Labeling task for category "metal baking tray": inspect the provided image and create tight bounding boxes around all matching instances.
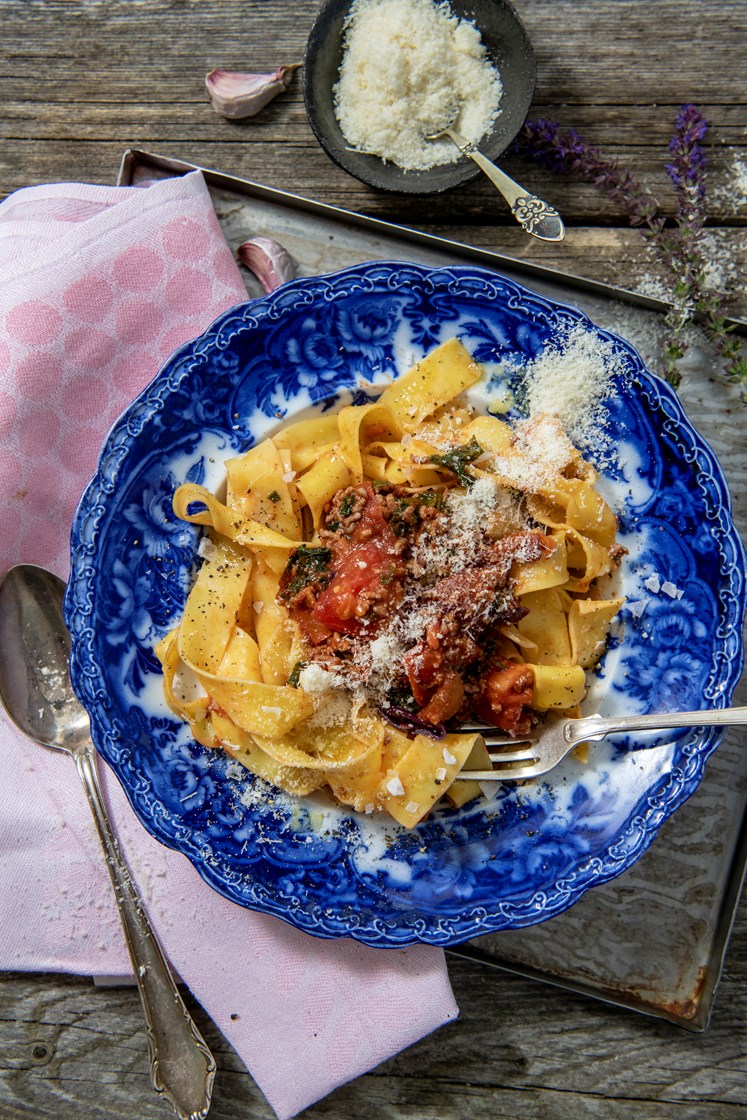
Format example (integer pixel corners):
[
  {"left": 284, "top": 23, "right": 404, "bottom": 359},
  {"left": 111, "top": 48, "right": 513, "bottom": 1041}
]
[{"left": 118, "top": 148, "right": 747, "bottom": 1031}]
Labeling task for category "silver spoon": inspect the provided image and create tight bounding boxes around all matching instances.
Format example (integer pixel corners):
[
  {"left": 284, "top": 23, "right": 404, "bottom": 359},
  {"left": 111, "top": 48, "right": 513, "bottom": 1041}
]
[
  {"left": 427, "top": 124, "right": 565, "bottom": 242},
  {"left": 0, "top": 563, "right": 216, "bottom": 1120}
]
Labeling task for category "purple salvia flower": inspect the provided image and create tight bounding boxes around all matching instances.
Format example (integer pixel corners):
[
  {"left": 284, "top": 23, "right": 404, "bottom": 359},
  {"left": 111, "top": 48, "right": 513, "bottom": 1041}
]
[
  {"left": 659, "top": 104, "right": 711, "bottom": 381},
  {"left": 514, "top": 106, "right": 746, "bottom": 399},
  {"left": 513, "top": 120, "right": 664, "bottom": 241},
  {"left": 665, "top": 103, "right": 708, "bottom": 204}
]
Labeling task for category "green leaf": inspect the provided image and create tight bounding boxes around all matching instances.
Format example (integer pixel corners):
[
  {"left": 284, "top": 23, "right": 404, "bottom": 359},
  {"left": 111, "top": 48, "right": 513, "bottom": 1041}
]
[{"left": 429, "top": 437, "right": 484, "bottom": 487}]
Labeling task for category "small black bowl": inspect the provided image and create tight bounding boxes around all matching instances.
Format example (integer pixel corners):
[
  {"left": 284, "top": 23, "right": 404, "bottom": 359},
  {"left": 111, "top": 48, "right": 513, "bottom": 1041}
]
[{"left": 303, "top": 0, "right": 536, "bottom": 194}]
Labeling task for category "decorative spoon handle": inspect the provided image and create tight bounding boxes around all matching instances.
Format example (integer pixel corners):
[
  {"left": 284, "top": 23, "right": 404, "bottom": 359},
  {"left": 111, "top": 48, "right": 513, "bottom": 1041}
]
[
  {"left": 75, "top": 743, "right": 215, "bottom": 1120},
  {"left": 441, "top": 127, "right": 565, "bottom": 242}
]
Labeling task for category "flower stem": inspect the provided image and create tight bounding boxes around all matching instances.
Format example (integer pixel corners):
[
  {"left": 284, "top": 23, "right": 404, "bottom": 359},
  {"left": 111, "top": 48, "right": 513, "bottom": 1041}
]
[{"left": 514, "top": 110, "right": 747, "bottom": 399}]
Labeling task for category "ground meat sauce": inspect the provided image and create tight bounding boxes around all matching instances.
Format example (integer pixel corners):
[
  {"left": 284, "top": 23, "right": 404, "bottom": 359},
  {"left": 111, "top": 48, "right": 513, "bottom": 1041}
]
[
  {"left": 278, "top": 481, "right": 553, "bottom": 734},
  {"left": 279, "top": 483, "right": 406, "bottom": 642}
]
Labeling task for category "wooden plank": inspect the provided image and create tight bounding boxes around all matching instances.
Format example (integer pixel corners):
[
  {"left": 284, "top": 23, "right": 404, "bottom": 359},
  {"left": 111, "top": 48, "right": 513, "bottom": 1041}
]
[
  {"left": 0, "top": 898, "right": 745, "bottom": 1118},
  {"left": 1, "top": 0, "right": 745, "bottom": 224},
  {"left": 0, "top": 0, "right": 745, "bottom": 108},
  {"left": 3, "top": 137, "right": 747, "bottom": 234}
]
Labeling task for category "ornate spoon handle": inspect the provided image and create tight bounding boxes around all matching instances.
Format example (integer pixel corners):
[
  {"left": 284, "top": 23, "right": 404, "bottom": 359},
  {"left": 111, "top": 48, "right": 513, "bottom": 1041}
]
[
  {"left": 75, "top": 743, "right": 216, "bottom": 1120},
  {"left": 441, "top": 126, "right": 565, "bottom": 242}
]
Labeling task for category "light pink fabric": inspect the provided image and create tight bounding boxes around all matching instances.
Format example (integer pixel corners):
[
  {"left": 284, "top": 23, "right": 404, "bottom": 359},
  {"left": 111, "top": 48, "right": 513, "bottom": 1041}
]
[{"left": 0, "top": 172, "right": 458, "bottom": 1119}]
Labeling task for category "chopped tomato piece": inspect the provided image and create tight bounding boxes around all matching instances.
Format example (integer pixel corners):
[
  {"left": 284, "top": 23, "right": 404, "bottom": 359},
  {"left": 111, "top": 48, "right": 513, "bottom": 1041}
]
[
  {"left": 310, "top": 484, "right": 401, "bottom": 635},
  {"left": 300, "top": 617, "right": 332, "bottom": 646},
  {"left": 311, "top": 542, "right": 391, "bottom": 633},
  {"left": 474, "top": 663, "right": 534, "bottom": 735},
  {"left": 403, "top": 643, "right": 443, "bottom": 706},
  {"left": 417, "top": 670, "right": 464, "bottom": 725}
]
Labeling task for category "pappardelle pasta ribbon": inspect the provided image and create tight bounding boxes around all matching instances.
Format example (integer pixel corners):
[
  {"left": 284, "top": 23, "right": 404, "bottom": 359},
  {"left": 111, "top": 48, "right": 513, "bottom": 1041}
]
[{"left": 157, "top": 338, "right": 624, "bottom": 828}]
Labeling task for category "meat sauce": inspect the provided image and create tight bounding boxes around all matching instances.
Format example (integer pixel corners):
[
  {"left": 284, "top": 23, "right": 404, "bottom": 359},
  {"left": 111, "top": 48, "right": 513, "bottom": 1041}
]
[{"left": 278, "top": 482, "right": 553, "bottom": 735}]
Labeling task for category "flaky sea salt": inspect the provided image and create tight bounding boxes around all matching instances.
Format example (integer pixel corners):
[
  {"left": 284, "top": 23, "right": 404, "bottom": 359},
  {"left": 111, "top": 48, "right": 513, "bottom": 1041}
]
[
  {"left": 197, "top": 536, "right": 218, "bottom": 561},
  {"left": 386, "top": 774, "right": 405, "bottom": 797}
]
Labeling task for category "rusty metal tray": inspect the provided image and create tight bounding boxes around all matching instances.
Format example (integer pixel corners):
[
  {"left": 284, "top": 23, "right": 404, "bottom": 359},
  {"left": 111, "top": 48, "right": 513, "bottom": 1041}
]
[{"left": 119, "top": 148, "right": 747, "bottom": 1031}]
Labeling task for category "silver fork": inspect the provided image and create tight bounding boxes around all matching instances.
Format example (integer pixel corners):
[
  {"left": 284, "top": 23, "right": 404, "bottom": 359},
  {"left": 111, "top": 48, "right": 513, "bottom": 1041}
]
[{"left": 453, "top": 706, "right": 747, "bottom": 782}]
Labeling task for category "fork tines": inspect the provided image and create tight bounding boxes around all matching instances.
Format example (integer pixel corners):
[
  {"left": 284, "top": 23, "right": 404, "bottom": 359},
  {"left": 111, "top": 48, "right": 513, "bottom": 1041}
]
[
  {"left": 458, "top": 724, "right": 536, "bottom": 748},
  {"left": 452, "top": 724, "right": 541, "bottom": 779}
]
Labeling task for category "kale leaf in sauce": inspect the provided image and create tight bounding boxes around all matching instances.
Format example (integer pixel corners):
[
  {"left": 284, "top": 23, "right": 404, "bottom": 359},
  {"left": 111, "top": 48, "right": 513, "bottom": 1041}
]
[
  {"left": 278, "top": 545, "right": 332, "bottom": 599},
  {"left": 429, "top": 437, "right": 484, "bottom": 487}
]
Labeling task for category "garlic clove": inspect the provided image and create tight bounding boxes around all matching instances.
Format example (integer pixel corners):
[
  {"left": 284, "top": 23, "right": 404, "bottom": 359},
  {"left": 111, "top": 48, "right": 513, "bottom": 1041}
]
[
  {"left": 237, "top": 237, "right": 296, "bottom": 293},
  {"left": 205, "top": 65, "right": 300, "bottom": 120}
]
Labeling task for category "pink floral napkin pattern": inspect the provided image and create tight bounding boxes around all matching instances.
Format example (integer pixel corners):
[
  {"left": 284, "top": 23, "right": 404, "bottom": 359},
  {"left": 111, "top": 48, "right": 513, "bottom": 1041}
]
[{"left": 0, "top": 171, "right": 458, "bottom": 1119}]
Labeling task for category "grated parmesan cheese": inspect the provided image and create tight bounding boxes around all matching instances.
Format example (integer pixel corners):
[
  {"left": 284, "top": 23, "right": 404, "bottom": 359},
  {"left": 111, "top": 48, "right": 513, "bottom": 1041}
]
[
  {"left": 521, "top": 323, "right": 625, "bottom": 455},
  {"left": 307, "top": 689, "right": 354, "bottom": 730},
  {"left": 298, "top": 664, "right": 341, "bottom": 693},
  {"left": 367, "top": 631, "right": 405, "bottom": 676},
  {"left": 225, "top": 760, "right": 247, "bottom": 782},
  {"left": 490, "top": 420, "right": 576, "bottom": 493},
  {"left": 513, "top": 415, "right": 577, "bottom": 477},
  {"left": 445, "top": 476, "right": 499, "bottom": 535},
  {"left": 333, "top": 0, "right": 503, "bottom": 171}
]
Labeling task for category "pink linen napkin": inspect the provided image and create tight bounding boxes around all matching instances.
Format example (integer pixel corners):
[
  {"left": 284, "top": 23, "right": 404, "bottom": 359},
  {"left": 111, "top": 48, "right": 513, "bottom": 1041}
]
[{"left": 0, "top": 171, "right": 458, "bottom": 1119}]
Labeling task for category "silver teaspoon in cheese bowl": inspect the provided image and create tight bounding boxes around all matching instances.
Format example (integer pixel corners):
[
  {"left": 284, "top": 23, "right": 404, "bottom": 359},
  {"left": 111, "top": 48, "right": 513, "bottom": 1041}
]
[
  {"left": 0, "top": 564, "right": 216, "bottom": 1120},
  {"left": 426, "top": 123, "right": 565, "bottom": 241}
]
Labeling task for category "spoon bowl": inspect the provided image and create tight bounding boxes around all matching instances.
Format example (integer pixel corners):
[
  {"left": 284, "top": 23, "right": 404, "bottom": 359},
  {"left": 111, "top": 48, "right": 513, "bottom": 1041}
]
[
  {"left": 0, "top": 563, "right": 216, "bottom": 1120},
  {"left": 0, "top": 565, "right": 90, "bottom": 753}
]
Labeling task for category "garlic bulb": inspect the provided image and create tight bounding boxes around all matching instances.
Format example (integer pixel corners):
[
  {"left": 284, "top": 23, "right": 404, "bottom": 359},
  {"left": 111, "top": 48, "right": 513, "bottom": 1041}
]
[
  {"left": 237, "top": 237, "right": 296, "bottom": 293},
  {"left": 205, "top": 65, "right": 300, "bottom": 120}
]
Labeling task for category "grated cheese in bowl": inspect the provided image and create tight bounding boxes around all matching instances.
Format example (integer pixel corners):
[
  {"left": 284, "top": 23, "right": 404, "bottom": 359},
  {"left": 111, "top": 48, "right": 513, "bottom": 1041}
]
[{"left": 333, "top": 0, "right": 503, "bottom": 171}]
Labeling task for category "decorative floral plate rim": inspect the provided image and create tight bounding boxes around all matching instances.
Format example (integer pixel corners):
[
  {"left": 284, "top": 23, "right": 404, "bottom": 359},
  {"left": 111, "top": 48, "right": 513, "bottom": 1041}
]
[{"left": 65, "top": 261, "right": 746, "bottom": 947}]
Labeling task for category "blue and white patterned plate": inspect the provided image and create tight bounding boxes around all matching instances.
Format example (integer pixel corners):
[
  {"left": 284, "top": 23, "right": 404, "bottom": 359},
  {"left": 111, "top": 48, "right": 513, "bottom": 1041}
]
[{"left": 66, "top": 262, "right": 746, "bottom": 947}]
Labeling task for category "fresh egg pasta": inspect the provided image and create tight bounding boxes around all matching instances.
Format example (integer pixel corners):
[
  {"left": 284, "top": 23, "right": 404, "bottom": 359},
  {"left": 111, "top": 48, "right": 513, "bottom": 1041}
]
[{"left": 156, "top": 339, "right": 625, "bottom": 828}]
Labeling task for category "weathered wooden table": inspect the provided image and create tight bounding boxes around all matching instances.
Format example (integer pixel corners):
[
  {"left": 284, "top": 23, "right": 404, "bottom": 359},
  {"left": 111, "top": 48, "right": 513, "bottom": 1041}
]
[{"left": 1, "top": 2, "right": 746, "bottom": 1117}]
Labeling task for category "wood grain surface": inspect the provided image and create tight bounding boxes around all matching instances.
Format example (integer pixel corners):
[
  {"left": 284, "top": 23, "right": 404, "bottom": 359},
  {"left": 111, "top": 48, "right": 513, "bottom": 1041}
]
[{"left": 1, "top": 1, "right": 746, "bottom": 1117}]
